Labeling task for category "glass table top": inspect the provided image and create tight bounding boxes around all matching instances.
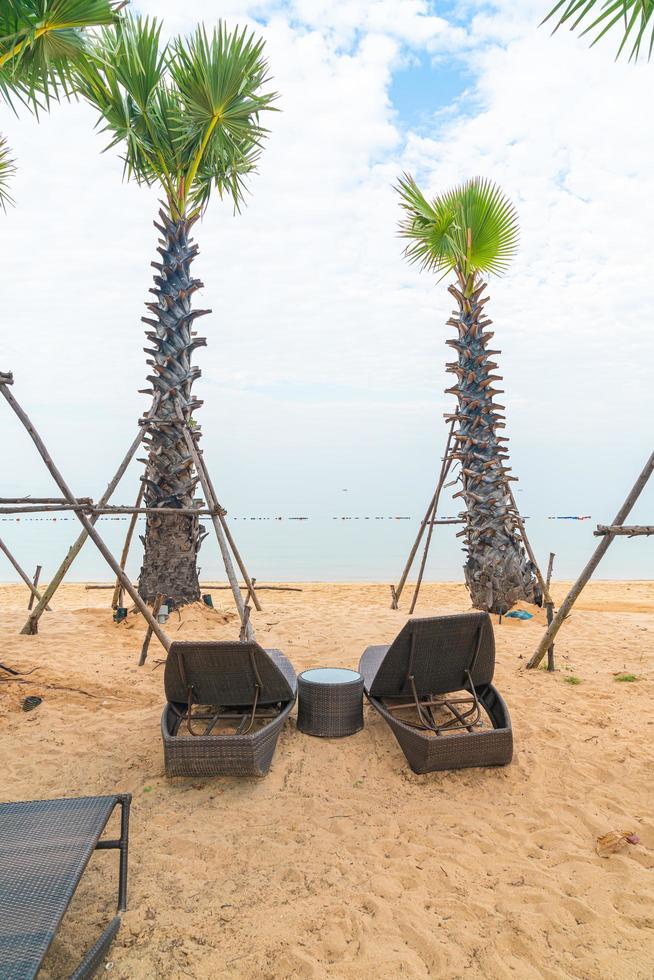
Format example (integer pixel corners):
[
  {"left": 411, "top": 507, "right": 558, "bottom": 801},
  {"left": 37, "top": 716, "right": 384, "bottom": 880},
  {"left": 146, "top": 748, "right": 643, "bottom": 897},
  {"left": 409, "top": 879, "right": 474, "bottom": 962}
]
[{"left": 300, "top": 667, "right": 362, "bottom": 685}]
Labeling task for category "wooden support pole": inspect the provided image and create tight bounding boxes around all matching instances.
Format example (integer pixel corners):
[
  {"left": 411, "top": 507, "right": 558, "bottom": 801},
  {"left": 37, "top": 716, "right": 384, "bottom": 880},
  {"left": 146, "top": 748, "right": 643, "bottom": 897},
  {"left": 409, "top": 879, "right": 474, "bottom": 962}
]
[
  {"left": 0, "top": 380, "right": 171, "bottom": 655},
  {"left": 506, "top": 485, "right": 551, "bottom": 606},
  {"left": 0, "top": 537, "right": 50, "bottom": 609},
  {"left": 187, "top": 432, "right": 261, "bottom": 612},
  {"left": 17, "top": 425, "right": 147, "bottom": 635},
  {"left": 527, "top": 451, "right": 654, "bottom": 670},
  {"left": 111, "top": 482, "right": 145, "bottom": 610},
  {"left": 545, "top": 552, "right": 555, "bottom": 672},
  {"left": 174, "top": 400, "right": 255, "bottom": 639},
  {"left": 409, "top": 429, "right": 456, "bottom": 615},
  {"left": 28, "top": 565, "right": 42, "bottom": 611},
  {"left": 0, "top": 497, "right": 93, "bottom": 504},
  {"left": 0, "top": 504, "right": 225, "bottom": 515},
  {"left": 138, "top": 593, "right": 164, "bottom": 666},
  {"left": 594, "top": 525, "right": 654, "bottom": 537},
  {"left": 391, "top": 420, "right": 456, "bottom": 609},
  {"left": 87, "top": 583, "right": 303, "bottom": 593}
]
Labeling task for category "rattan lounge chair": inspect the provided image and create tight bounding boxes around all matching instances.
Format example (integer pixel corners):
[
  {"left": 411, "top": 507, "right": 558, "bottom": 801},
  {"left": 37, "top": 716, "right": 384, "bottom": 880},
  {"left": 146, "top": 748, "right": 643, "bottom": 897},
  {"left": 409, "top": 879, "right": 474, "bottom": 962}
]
[
  {"left": 161, "top": 640, "right": 297, "bottom": 777},
  {"left": 359, "top": 613, "right": 512, "bottom": 773},
  {"left": 0, "top": 793, "right": 131, "bottom": 980}
]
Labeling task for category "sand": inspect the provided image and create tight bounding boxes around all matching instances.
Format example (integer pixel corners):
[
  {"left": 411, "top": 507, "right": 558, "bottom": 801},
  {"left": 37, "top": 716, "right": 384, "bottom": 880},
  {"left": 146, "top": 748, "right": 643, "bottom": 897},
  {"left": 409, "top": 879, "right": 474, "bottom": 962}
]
[{"left": 1, "top": 580, "right": 653, "bottom": 979}]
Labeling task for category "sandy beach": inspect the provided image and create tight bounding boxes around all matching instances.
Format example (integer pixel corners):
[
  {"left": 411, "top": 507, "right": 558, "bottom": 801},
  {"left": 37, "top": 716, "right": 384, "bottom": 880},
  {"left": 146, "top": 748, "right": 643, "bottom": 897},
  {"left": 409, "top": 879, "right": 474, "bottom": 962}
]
[{"left": 1, "top": 580, "right": 653, "bottom": 979}]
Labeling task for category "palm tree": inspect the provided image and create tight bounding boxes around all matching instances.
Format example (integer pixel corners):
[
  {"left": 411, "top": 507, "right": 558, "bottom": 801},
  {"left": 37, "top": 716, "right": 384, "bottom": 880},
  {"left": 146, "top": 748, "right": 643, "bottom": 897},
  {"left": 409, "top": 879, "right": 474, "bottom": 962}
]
[
  {"left": 74, "top": 16, "right": 276, "bottom": 604},
  {"left": 397, "top": 175, "right": 542, "bottom": 615},
  {"left": 0, "top": 0, "right": 120, "bottom": 205},
  {"left": 544, "top": 1, "right": 654, "bottom": 60}
]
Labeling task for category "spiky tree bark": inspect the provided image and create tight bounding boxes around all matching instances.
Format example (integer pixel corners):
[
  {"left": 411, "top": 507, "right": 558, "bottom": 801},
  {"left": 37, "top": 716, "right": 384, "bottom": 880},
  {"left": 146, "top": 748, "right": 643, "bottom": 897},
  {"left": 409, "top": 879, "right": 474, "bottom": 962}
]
[
  {"left": 137, "top": 209, "right": 209, "bottom": 604},
  {"left": 445, "top": 269, "right": 542, "bottom": 614}
]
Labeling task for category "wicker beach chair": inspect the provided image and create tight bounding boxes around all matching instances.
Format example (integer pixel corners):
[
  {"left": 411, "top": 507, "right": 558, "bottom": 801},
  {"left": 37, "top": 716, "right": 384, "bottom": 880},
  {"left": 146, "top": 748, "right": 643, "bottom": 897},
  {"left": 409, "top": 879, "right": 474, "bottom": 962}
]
[
  {"left": 359, "top": 613, "right": 512, "bottom": 773},
  {"left": 161, "top": 640, "right": 297, "bottom": 777},
  {"left": 0, "top": 793, "right": 131, "bottom": 980}
]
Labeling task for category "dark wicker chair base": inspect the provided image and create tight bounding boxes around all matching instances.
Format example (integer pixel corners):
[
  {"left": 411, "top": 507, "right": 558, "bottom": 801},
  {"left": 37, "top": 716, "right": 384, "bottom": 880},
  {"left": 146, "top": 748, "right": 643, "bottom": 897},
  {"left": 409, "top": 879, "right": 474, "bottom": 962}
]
[
  {"left": 367, "top": 683, "right": 512, "bottom": 774},
  {"left": 161, "top": 700, "right": 294, "bottom": 777}
]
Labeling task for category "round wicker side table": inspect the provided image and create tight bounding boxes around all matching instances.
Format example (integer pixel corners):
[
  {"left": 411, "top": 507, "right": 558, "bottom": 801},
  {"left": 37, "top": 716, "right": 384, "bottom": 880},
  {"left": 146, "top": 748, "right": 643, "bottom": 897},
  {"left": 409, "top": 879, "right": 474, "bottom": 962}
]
[{"left": 297, "top": 668, "right": 364, "bottom": 737}]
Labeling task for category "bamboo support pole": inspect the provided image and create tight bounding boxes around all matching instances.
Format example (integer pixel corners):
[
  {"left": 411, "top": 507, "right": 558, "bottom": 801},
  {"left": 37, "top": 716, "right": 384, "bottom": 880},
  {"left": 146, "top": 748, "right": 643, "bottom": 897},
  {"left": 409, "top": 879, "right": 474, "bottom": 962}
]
[
  {"left": 28, "top": 564, "right": 42, "bottom": 611},
  {"left": 0, "top": 537, "right": 50, "bottom": 609},
  {"left": 0, "top": 380, "right": 170, "bottom": 654},
  {"left": 527, "top": 451, "right": 654, "bottom": 670},
  {"left": 506, "top": 485, "right": 551, "bottom": 606},
  {"left": 138, "top": 593, "right": 164, "bottom": 666},
  {"left": 409, "top": 442, "right": 456, "bottom": 614},
  {"left": 545, "top": 552, "right": 555, "bottom": 672},
  {"left": 185, "top": 430, "right": 261, "bottom": 612},
  {"left": 0, "top": 497, "right": 93, "bottom": 504},
  {"left": 17, "top": 425, "right": 147, "bottom": 635},
  {"left": 111, "top": 482, "right": 145, "bottom": 610},
  {"left": 86, "top": 583, "right": 303, "bottom": 593},
  {"left": 174, "top": 401, "right": 255, "bottom": 639},
  {"left": 0, "top": 504, "right": 225, "bottom": 515},
  {"left": 391, "top": 420, "right": 456, "bottom": 609},
  {"left": 594, "top": 525, "right": 654, "bottom": 537}
]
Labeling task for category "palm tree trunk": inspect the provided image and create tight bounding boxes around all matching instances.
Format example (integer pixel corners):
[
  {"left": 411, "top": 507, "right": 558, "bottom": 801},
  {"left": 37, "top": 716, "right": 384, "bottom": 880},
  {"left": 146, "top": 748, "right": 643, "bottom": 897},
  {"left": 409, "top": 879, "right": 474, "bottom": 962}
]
[
  {"left": 137, "top": 209, "right": 209, "bottom": 605},
  {"left": 445, "top": 268, "right": 542, "bottom": 614}
]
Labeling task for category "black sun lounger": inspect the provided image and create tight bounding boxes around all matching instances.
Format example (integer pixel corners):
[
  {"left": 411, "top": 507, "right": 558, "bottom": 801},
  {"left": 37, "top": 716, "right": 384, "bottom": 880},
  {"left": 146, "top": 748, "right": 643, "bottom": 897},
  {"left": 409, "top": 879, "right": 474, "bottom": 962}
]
[
  {"left": 359, "top": 613, "right": 512, "bottom": 773},
  {"left": 161, "top": 640, "right": 297, "bottom": 777},
  {"left": 0, "top": 793, "right": 131, "bottom": 980}
]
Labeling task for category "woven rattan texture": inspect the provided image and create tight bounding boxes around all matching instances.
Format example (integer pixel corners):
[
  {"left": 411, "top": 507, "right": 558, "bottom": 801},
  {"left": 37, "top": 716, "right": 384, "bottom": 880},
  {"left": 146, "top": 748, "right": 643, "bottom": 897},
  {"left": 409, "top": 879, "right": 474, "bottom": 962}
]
[
  {"left": 0, "top": 796, "right": 118, "bottom": 980},
  {"left": 162, "top": 647, "right": 297, "bottom": 777},
  {"left": 297, "top": 672, "right": 364, "bottom": 737}
]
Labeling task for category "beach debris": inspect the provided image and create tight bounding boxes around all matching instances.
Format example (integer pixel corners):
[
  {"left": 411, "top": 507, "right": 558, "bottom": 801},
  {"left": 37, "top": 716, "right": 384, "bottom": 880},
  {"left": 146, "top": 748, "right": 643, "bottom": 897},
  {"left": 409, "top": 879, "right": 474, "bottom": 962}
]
[
  {"left": 1, "top": 662, "right": 38, "bottom": 676},
  {"left": 596, "top": 830, "right": 641, "bottom": 858},
  {"left": 505, "top": 610, "right": 533, "bottom": 620},
  {"left": 21, "top": 695, "right": 42, "bottom": 712}
]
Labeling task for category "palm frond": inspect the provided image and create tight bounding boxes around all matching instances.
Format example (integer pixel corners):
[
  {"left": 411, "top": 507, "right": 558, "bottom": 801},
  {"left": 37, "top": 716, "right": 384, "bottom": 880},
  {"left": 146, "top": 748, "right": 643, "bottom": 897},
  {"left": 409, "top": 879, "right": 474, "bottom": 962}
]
[
  {"left": 397, "top": 175, "right": 519, "bottom": 280},
  {"left": 74, "top": 16, "right": 176, "bottom": 194},
  {"left": 168, "top": 22, "right": 277, "bottom": 213},
  {"left": 543, "top": 0, "right": 654, "bottom": 61},
  {"left": 74, "top": 15, "right": 277, "bottom": 216},
  {"left": 0, "top": 0, "right": 120, "bottom": 109},
  {"left": 0, "top": 134, "right": 16, "bottom": 210}
]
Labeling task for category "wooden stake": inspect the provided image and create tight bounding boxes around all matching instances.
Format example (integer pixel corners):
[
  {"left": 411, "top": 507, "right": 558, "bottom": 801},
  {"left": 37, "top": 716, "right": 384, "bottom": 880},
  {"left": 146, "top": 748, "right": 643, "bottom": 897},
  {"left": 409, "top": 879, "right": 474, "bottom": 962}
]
[
  {"left": 111, "top": 481, "right": 145, "bottom": 609},
  {"left": 28, "top": 565, "right": 42, "bottom": 611},
  {"left": 506, "top": 485, "right": 551, "bottom": 606},
  {"left": 0, "top": 380, "right": 171, "bottom": 655},
  {"left": 17, "top": 424, "right": 147, "bottom": 636},
  {"left": 174, "top": 400, "right": 255, "bottom": 639},
  {"left": 0, "top": 538, "right": 50, "bottom": 610},
  {"left": 594, "top": 525, "right": 654, "bottom": 537},
  {"left": 138, "top": 593, "right": 164, "bottom": 666},
  {"left": 545, "top": 552, "right": 555, "bottom": 672},
  {"left": 527, "top": 451, "right": 654, "bottom": 670},
  {"left": 392, "top": 420, "right": 456, "bottom": 609},
  {"left": 186, "top": 432, "right": 262, "bottom": 612},
  {"left": 409, "top": 440, "right": 456, "bottom": 614}
]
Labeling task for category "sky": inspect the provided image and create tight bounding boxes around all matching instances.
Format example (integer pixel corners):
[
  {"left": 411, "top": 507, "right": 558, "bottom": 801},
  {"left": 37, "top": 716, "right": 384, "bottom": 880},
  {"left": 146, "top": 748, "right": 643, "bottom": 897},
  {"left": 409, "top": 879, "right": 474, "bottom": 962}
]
[{"left": 1, "top": 0, "right": 653, "bottom": 583}]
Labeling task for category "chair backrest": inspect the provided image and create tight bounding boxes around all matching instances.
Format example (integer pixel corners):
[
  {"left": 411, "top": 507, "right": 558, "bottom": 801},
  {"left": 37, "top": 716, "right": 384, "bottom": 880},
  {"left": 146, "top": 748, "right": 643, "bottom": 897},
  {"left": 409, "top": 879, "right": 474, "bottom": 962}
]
[
  {"left": 368, "top": 612, "right": 495, "bottom": 697},
  {"left": 164, "top": 641, "right": 295, "bottom": 707}
]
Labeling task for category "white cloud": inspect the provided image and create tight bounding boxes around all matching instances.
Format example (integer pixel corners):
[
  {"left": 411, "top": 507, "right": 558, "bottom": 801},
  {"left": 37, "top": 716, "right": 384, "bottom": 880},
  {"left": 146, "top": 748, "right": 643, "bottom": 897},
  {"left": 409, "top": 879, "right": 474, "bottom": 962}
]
[{"left": 1, "top": 0, "right": 652, "bottom": 582}]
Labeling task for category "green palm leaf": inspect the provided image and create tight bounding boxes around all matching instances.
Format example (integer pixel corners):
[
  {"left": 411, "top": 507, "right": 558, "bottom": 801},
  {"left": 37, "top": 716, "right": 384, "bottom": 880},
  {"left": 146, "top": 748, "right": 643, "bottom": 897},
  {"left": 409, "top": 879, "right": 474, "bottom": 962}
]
[
  {"left": 0, "top": 134, "right": 16, "bottom": 210},
  {"left": 75, "top": 14, "right": 277, "bottom": 217},
  {"left": 543, "top": 1, "right": 654, "bottom": 61},
  {"left": 0, "top": 0, "right": 120, "bottom": 109},
  {"left": 397, "top": 175, "right": 519, "bottom": 282}
]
